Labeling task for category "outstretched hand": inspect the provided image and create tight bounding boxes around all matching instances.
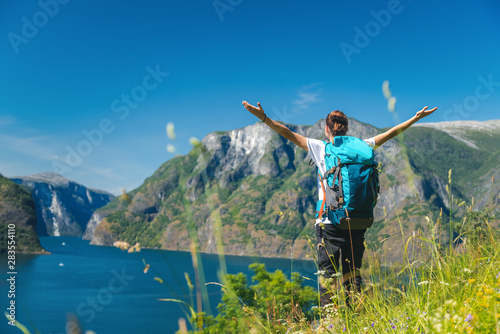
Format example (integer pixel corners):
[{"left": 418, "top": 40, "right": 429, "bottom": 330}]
[
  {"left": 415, "top": 106, "right": 438, "bottom": 119},
  {"left": 242, "top": 101, "right": 266, "bottom": 121}
]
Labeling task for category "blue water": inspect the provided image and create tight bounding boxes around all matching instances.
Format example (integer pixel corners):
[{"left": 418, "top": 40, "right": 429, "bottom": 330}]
[{"left": 0, "top": 237, "right": 317, "bottom": 334}]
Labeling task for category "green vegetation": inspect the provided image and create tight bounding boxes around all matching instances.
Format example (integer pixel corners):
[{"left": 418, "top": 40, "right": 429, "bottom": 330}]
[
  {"left": 0, "top": 175, "right": 36, "bottom": 216},
  {"left": 167, "top": 203, "right": 498, "bottom": 333},
  {"left": 107, "top": 211, "right": 168, "bottom": 249},
  {"left": 199, "top": 263, "right": 317, "bottom": 333},
  {"left": 0, "top": 174, "right": 44, "bottom": 253},
  {"left": 404, "top": 127, "right": 497, "bottom": 202},
  {"left": 0, "top": 224, "right": 43, "bottom": 253}
]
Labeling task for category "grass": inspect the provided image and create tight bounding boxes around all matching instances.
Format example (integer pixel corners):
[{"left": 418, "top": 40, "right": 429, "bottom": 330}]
[
  {"left": 322, "top": 220, "right": 500, "bottom": 334},
  {"left": 172, "top": 201, "right": 498, "bottom": 333}
]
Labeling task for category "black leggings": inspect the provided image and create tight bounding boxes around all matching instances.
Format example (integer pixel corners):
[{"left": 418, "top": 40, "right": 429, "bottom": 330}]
[{"left": 316, "top": 223, "right": 366, "bottom": 306}]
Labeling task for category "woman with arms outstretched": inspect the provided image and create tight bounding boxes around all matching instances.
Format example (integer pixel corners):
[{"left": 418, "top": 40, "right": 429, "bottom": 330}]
[{"left": 242, "top": 100, "right": 437, "bottom": 306}]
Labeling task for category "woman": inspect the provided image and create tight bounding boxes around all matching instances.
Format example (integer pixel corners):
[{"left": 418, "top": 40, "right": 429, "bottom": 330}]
[{"left": 242, "top": 100, "right": 437, "bottom": 306}]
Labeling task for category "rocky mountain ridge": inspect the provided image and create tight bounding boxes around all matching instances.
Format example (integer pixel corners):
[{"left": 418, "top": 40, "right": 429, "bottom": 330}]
[
  {"left": 83, "top": 118, "right": 499, "bottom": 263},
  {"left": 10, "top": 172, "right": 114, "bottom": 237},
  {"left": 413, "top": 120, "right": 500, "bottom": 149}
]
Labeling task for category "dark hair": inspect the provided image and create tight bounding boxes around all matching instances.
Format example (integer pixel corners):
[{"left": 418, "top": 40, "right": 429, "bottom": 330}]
[{"left": 326, "top": 110, "right": 348, "bottom": 137}]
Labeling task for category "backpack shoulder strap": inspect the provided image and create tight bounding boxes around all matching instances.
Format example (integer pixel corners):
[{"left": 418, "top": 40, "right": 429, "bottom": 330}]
[
  {"left": 317, "top": 171, "right": 327, "bottom": 218},
  {"left": 336, "top": 158, "right": 344, "bottom": 207}
]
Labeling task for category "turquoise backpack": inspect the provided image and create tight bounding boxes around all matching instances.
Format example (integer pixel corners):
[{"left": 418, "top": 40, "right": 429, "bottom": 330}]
[{"left": 315, "top": 136, "right": 380, "bottom": 230}]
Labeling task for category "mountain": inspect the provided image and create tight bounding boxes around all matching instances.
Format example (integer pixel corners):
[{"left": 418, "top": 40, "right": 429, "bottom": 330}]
[
  {"left": 411, "top": 120, "right": 500, "bottom": 212},
  {"left": 0, "top": 173, "right": 45, "bottom": 253},
  {"left": 10, "top": 173, "right": 115, "bottom": 237},
  {"left": 84, "top": 118, "right": 499, "bottom": 263}
]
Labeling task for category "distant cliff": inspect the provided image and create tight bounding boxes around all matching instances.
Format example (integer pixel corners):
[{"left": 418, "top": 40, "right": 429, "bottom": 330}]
[
  {"left": 10, "top": 173, "right": 114, "bottom": 237},
  {"left": 0, "top": 174, "right": 45, "bottom": 253},
  {"left": 84, "top": 118, "right": 499, "bottom": 263}
]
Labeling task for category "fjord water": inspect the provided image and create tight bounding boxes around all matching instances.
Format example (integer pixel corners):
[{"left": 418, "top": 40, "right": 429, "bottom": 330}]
[{"left": 1, "top": 237, "right": 317, "bottom": 334}]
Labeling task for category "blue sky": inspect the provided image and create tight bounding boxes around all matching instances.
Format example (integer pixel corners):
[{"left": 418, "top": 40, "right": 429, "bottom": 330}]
[{"left": 0, "top": 0, "right": 499, "bottom": 194}]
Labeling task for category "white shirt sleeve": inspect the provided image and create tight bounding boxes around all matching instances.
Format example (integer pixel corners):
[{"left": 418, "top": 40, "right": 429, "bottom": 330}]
[
  {"left": 307, "top": 138, "right": 326, "bottom": 166},
  {"left": 364, "top": 137, "right": 376, "bottom": 149}
]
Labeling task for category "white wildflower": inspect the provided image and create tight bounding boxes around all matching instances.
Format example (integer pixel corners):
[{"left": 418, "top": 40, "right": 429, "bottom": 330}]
[
  {"left": 382, "top": 80, "right": 391, "bottom": 99},
  {"left": 166, "top": 122, "right": 176, "bottom": 140},
  {"left": 167, "top": 144, "right": 176, "bottom": 153},
  {"left": 189, "top": 137, "right": 200, "bottom": 146},
  {"left": 388, "top": 96, "right": 397, "bottom": 112}
]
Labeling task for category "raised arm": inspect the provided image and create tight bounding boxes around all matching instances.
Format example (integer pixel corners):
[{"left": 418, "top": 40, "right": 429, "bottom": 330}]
[
  {"left": 242, "top": 101, "right": 308, "bottom": 151},
  {"left": 373, "top": 106, "right": 437, "bottom": 148}
]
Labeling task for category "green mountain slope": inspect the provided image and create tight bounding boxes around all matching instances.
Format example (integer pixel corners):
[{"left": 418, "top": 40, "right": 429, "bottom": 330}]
[
  {"left": 0, "top": 174, "right": 45, "bottom": 253},
  {"left": 410, "top": 121, "right": 500, "bottom": 211}
]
